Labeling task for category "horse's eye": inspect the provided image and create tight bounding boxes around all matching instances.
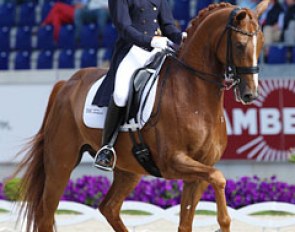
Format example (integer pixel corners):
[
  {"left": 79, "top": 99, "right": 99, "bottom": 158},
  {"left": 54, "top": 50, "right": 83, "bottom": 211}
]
[{"left": 236, "top": 42, "right": 246, "bottom": 50}]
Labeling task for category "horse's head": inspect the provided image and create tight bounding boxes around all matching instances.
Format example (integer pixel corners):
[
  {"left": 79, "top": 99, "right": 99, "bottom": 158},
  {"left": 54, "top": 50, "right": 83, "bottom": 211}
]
[
  {"left": 179, "top": 1, "right": 270, "bottom": 104},
  {"left": 215, "top": 0, "right": 269, "bottom": 104}
]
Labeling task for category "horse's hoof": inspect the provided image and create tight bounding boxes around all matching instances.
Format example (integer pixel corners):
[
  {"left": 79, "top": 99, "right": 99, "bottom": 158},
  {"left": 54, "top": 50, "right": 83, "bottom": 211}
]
[{"left": 215, "top": 229, "right": 221, "bottom": 232}]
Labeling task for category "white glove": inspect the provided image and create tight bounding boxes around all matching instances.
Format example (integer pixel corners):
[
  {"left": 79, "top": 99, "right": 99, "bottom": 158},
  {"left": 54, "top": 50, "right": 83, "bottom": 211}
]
[
  {"left": 151, "top": 36, "right": 169, "bottom": 50},
  {"left": 182, "top": 32, "right": 188, "bottom": 41}
]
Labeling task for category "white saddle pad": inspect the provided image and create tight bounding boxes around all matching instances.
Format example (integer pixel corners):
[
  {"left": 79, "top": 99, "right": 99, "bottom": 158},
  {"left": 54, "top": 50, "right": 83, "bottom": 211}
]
[{"left": 83, "top": 75, "right": 159, "bottom": 131}]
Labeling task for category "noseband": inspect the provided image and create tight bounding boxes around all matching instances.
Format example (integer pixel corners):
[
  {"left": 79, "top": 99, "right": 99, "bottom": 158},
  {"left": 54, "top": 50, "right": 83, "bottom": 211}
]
[{"left": 224, "top": 7, "right": 260, "bottom": 87}]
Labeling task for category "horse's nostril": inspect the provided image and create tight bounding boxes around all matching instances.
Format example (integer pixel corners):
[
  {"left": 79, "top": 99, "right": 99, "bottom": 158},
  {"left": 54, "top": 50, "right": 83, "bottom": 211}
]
[{"left": 243, "top": 94, "right": 253, "bottom": 102}]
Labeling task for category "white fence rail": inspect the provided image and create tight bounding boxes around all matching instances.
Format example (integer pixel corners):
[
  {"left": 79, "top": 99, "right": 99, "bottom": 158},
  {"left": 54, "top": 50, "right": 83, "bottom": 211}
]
[{"left": 1, "top": 200, "right": 295, "bottom": 231}]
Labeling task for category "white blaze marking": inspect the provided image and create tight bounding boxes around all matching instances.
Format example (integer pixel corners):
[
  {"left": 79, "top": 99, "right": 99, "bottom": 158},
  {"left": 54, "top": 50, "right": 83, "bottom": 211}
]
[{"left": 252, "top": 35, "right": 258, "bottom": 88}]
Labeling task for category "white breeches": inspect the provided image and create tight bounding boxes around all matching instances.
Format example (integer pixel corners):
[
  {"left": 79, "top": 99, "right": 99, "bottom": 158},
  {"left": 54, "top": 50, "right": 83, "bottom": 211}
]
[{"left": 113, "top": 46, "right": 160, "bottom": 107}]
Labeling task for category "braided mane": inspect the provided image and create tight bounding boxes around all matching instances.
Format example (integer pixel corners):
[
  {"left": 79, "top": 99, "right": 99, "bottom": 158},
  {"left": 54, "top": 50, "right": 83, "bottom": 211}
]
[{"left": 186, "top": 2, "right": 233, "bottom": 37}]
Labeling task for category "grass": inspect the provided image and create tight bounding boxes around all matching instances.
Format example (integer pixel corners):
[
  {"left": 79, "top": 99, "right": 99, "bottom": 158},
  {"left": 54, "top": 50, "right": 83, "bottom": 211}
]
[
  {"left": 251, "top": 211, "right": 295, "bottom": 216},
  {"left": 195, "top": 210, "right": 216, "bottom": 216},
  {"left": 121, "top": 210, "right": 152, "bottom": 216},
  {"left": 120, "top": 210, "right": 217, "bottom": 216},
  {"left": 0, "top": 208, "right": 155, "bottom": 216},
  {"left": 0, "top": 208, "right": 81, "bottom": 215},
  {"left": 55, "top": 210, "right": 81, "bottom": 215},
  {"left": 120, "top": 210, "right": 293, "bottom": 216},
  {"left": 0, "top": 209, "right": 8, "bottom": 213}
]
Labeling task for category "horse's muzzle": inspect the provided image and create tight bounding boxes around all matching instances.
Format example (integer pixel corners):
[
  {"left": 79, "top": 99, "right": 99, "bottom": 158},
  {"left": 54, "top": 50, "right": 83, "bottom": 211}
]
[
  {"left": 234, "top": 87, "right": 258, "bottom": 104},
  {"left": 241, "top": 92, "right": 257, "bottom": 104}
]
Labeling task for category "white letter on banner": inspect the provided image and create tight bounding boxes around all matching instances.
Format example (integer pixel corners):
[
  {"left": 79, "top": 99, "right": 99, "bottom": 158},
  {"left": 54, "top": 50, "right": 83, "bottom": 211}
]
[
  {"left": 233, "top": 109, "right": 257, "bottom": 135},
  {"left": 283, "top": 108, "right": 295, "bottom": 134},
  {"left": 224, "top": 110, "right": 233, "bottom": 135},
  {"left": 260, "top": 108, "right": 281, "bottom": 135}
]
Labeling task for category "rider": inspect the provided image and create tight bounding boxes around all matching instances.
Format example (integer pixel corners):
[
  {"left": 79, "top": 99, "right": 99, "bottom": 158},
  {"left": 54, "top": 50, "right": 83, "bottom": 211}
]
[{"left": 93, "top": 0, "right": 187, "bottom": 171}]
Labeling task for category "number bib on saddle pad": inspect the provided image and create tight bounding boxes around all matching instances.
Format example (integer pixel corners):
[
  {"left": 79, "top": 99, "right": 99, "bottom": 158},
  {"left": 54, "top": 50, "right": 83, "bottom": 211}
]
[{"left": 83, "top": 75, "right": 159, "bottom": 131}]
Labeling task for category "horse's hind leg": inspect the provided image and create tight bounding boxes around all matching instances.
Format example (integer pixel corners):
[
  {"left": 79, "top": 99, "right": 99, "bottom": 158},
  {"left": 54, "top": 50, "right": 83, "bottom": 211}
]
[
  {"left": 99, "top": 169, "right": 141, "bottom": 232},
  {"left": 38, "top": 173, "right": 72, "bottom": 231},
  {"left": 178, "top": 180, "right": 209, "bottom": 232},
  {"left": 38, "top": 160, "right": 75, "bottom": 231},
  {"left": 172, "top": 153, "right": 231, "bottom": 232},
  {"left": 37, "top": 131, "right": 81, "bottom": 231}
]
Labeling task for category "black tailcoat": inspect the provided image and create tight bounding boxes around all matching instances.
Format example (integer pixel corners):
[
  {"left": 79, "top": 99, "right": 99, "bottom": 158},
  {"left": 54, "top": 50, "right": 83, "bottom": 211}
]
[{"left": 93, "top": 0, "right": 182, "bottom": 107}]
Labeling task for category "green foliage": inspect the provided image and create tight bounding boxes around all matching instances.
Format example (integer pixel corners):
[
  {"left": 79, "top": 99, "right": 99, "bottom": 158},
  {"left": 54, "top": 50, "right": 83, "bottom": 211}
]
[
  {"left": 4, "top": 178, "right": 22, "bottom": 201},
  {"left": 289, "top": 154, "right": 295, "bottom": 163}
]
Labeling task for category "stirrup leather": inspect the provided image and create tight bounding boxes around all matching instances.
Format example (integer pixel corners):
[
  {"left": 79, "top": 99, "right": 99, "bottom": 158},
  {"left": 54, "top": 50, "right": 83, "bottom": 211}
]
[{"left": 93, "top": 145, "right": 117, "bottom": 172}]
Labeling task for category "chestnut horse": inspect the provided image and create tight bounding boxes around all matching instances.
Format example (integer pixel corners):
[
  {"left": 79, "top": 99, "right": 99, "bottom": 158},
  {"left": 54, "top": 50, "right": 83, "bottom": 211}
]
[{"left": 15, "top": 1, "right": 269, "bottom": 232}]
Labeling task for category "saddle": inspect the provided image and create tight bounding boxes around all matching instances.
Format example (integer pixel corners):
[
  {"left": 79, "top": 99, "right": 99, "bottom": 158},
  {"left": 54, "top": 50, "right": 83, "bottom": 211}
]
[{"left": 124, "top": 51, "right": 166, "bottom": 123}]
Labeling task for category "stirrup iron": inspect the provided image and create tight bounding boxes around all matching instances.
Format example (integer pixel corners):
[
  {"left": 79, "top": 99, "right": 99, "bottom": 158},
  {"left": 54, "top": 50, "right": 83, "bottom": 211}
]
[{"left": 93, "top": 145, "right": 117, "bottom": 172}]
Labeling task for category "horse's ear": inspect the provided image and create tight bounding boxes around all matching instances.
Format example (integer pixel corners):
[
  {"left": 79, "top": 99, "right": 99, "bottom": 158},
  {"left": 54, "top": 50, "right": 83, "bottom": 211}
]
[
  {"left": 255, "top": 0, "right": 270, "bottom": 17},
  {"left": 235, "top": 11, "right": 247, "bottom": 21}
]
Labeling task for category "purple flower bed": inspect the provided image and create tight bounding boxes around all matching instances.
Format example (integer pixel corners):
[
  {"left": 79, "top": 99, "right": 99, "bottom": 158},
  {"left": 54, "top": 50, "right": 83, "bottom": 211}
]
[
  {"left": 1, "top": 176, "right": 295, "bottom": 209},
  {"left": 126, "top": 179, "right": 184, "bottom": 208},
  {"left": 62, "top": 176, "right": 110, "bottom": 206},
  {"left": 0, "top": 183, "right": 5, "bottom": 200},
  {"left": 222, "top": 176, "right": 295, "bottom": 208},
  {"left": 60, "top": 175, "right": 295, "bottom": 209}
]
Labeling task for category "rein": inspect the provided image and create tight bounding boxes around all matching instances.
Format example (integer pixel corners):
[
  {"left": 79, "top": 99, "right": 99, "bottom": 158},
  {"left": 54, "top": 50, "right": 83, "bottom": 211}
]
[{"left": 171, "top": 56, "right": 226, "bottom": 89}]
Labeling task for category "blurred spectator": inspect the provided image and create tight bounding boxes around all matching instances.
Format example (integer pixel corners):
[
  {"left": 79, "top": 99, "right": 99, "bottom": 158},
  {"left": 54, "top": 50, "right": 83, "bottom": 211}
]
[
  {"left": 281, "top": 0, "right": 295, "bottom": 44},
  {"left": 74, "top": 0, "right": 109, "bottom": 42},
  {"left": 167, "top": 0, "right": 174, "bottom": 6},
  {"left": 219, "top": 0, "right": 237, "bottom": 4},
  {"left": 237, "top": 0, "right": 259, "bottom": 9},
  {"left": 260, "top": 0, "right": 284, "bottom": 45},
  {"left": 41, "top": 1, "right": 87, "bottom": 42},
  {"left": 2, "top": 0, "right": 37, "bottom": 4}
]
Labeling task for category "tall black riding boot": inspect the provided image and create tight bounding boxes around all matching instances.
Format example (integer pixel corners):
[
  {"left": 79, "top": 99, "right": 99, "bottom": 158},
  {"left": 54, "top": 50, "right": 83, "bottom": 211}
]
[{"left": 94, "top": 98, "right": 124, "bottom": 171}]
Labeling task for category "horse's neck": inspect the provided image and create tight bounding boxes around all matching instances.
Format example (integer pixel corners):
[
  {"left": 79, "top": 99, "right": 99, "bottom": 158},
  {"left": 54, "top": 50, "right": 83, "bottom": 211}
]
[
  {"left": 160, "top": 57, "right": 224, "bottom": 123},
  {"left": 170, "top": 46, "right": 224, "bottom": 117},
  {"left": 179, "top": 7, "right": 230, "bottom": 79},
  {"left": 159, "top": 8, "right": 230, "bottom": 120},
  {"left": 176, "top": 11, "right": 230, "bottom": 113}
]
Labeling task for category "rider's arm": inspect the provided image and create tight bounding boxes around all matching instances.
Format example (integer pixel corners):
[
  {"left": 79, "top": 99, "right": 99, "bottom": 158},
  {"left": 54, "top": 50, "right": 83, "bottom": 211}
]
[
  {"left": 108, "top": 0, "right": 153, "bottom": 49},
  {"left": 158, "top": 0, "right": 183, "bottom": 45}
]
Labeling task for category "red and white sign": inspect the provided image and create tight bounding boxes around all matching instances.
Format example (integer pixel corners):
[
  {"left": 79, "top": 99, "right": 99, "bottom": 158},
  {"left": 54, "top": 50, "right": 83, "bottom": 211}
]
[{"left": 223, "top": 79, "right": 295, "bottom": 161}]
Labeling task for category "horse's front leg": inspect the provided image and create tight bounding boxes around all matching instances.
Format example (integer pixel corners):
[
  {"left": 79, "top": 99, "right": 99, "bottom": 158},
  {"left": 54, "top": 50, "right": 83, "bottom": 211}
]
[
  {"left": 211, "top": 170, "right": 231, "bottom": 232},
  {"left": 178, "top": 180, "right": 209, "bottom": 232},
  {"left": 171, "top": 152, "right": 231, "bottom": 232}
]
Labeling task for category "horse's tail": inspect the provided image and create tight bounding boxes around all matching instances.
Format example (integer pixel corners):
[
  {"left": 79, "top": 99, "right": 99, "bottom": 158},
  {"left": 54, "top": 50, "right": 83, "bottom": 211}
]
[{"left": 13, "top": 80, "right": 66, "bottom": 232}]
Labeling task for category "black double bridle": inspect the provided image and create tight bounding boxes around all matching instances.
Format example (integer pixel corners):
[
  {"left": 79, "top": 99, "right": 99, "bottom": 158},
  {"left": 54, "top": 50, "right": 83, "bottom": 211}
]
[
  {"left": 173, "top": 7, "right": 261, "bottom": 90},
  {"left": 224, "top": 7, "right": 260, "bottom": 85}
]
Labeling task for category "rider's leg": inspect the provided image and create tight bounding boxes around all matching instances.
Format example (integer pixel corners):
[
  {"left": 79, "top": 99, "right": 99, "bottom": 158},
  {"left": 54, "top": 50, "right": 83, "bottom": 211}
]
[
  {"left": 94, "top": 97, "right": 124, "bottom": 171},
  {"left": 94, "top": 46, "right": 154, "bottom": 171}
]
